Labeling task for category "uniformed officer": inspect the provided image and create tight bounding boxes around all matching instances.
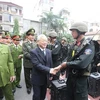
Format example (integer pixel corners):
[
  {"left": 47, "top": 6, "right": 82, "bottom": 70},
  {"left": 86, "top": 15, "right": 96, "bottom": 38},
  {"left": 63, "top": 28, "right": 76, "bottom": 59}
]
[
  {"left": 0, "top": 32, "right": 4, "bottom": 100},
  {"left": 2, "top": 31, "right": 12, "bottom": 45},
  {"left": 10, "top": 35, "right": 23, "bottom": 92},
  {"left": 47, "top": 31, "right": 62, "bottom": 80},
  {"left": 61, "top": 37, "right": 70, "bottom": 61},
  {"left": 0, "top": 29, "right": 15, "bottom": 100},
  {"left": 54, "top": 22, "right": 95, "bottom": 100},
  {"left": 22, "top": 28, "right": 36, "bottom": 94},
  {"left": 92, "top": 35, "right": 100, "bottom": 72}
]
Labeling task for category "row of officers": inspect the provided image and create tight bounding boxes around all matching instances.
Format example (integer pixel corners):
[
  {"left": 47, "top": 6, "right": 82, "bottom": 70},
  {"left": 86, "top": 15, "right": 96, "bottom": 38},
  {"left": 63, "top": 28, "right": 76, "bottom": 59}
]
[
  {"left": 0, "top": 22, "right": 100, "bottom": 100},
  {"left": 0, "top": 28, "right": 70, "bottom": 100}
]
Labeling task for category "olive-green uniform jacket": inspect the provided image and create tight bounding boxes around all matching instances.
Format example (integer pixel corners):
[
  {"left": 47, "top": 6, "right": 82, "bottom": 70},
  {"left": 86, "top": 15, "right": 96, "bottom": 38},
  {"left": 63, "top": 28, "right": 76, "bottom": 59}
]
[
  {"left": 22, "top": 40, "right": 36, "bottom": 68},
  {"left": 0, "top": 43, "right": 14, "bottom": 87},
  {"left": 10, "top": 44, "right": 23, "bottom": 68}
]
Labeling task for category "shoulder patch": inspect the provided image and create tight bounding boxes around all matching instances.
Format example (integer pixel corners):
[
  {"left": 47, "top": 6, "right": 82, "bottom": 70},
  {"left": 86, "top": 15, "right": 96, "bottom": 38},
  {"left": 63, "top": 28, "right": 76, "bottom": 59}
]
[
  {"left": 84, "top": 49, "right": 92, "bottom": 55},
  {"left": 55, "top": 45, "right": 58, "bottom": 48}
]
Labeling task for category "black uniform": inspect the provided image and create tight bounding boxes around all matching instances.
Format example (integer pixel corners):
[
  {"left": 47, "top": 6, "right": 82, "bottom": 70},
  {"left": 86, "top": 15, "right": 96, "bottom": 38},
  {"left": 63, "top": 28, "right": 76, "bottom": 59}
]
[
  {"left": 47, "top": 40, "right": 62, "bottom": 79},
  {"left": 61, "top": 44, "right": 70, "bottom": 61},
  {"left": 0, "top": 88, "right": 3, "bottom": 100},
  {"left": 91, "top": 41, "right": 100, "bottom": 72},
  {"left": 66, "top": 38, "right": 95, "bottom": 100}
]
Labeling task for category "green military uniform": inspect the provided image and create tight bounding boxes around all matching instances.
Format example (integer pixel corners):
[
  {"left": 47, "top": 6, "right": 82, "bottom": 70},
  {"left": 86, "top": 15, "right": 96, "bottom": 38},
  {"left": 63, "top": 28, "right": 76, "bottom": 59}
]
[
  {"left": 10, "top": 35, "right": 23, "bottom": 90},
  {"left": 22, "top": 28, "right": 36, "bottom": 94},
  {"left": 0, "top": 43, "right": 15, "bottom": 100},
  {"left": 10, "top": 43, "right": 22, "bottom": 87}
]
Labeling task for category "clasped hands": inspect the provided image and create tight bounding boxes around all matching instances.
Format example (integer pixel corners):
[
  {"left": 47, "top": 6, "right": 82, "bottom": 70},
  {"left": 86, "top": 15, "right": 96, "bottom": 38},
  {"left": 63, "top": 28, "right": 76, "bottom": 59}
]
[
  {"left": 50, "top": 62, "right": 67, "bottom": 75},
  {"left": 50, "top": 65, "right": 63, "bottom": 75}
]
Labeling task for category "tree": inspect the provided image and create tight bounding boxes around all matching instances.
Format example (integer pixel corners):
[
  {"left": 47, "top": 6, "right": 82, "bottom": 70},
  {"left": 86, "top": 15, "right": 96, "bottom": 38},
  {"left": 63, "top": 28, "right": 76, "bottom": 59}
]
[
  {"left": 41, "top": 11, "right": 68, "bottom": 36},
  {"left": 41, "top": 11, "right": 58, "bottom": 30},
  {"left": 13, "top": 18, "right": 19, "bottom": 35}
]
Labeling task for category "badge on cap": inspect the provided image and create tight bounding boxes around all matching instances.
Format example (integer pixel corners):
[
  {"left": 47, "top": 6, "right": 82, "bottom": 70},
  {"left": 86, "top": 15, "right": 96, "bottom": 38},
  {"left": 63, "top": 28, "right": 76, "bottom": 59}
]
[{"left": 84, "top": 49, "right": 92, "bottom": 55}]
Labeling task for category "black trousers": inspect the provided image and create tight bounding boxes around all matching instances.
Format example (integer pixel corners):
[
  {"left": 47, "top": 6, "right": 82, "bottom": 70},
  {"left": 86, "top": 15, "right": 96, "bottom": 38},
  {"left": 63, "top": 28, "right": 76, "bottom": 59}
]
[
  {"left": 32, "top": 84, "right": 47, "bottom": 100},
  {"left": 24, "top": 67, "right": 32, "bottom": 89},
  {"left": 66, "top": 75, "right": 88, "bottom": 100},
  {"left": 0, "top": 88, "right": 3, "bottom": 99}
]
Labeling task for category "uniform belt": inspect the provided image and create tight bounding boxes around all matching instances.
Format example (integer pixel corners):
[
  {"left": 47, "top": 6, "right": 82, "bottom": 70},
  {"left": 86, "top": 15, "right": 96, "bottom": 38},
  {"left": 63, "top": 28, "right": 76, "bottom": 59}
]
[
  {"left": 70, "top": 69, "right": 90, "bottom": 76},
  {"left": 72, "top": 69, "right": 78, "bottom": 74}
]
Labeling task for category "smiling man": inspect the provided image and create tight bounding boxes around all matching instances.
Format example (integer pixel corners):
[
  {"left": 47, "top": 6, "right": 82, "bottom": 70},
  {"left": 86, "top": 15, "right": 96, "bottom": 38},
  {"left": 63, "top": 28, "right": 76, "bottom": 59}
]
[{"left": 30, "top": 34, "right": 57, "bottom": 100}]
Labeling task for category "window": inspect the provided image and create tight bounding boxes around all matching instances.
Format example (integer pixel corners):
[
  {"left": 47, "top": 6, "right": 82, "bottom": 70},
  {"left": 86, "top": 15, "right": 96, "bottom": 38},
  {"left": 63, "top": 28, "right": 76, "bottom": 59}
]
[
  {"left": 3, "top": 5, "right": 7, "bottom": 11},
  {"left": 15, "top": 9, "right": 18, "bottom": 13},
  {"left": 19, "top": 10, "right": 22, "bottom": 15},
  {"left": 3, "top": 14, "right": 11, "bottom": 22},
  {"left": 0, "top": 15, "right": 2, "bottom": 21},
  {"left": 0, "top": 7, "right": 2, "bottom": 11},
  {"left": 7, "top": 6, "right": 9, "bottom": 11}
]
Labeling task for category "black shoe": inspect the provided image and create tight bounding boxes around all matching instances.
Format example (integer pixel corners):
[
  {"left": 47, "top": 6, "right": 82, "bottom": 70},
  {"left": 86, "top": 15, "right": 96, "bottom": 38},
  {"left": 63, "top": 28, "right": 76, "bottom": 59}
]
[
  {"left": 0, "top": 97, "right": 3, "bottom": 100},
  {"left": 16, "top": 85, "right": 22, "bottom": 88},
  {"left": 27, "top": 88, "right": 31, "bottom": 94}
]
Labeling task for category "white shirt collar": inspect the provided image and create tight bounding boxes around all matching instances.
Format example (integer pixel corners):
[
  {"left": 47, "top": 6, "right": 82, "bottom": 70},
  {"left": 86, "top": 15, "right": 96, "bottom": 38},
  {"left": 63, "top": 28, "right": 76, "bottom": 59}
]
[{"left": 39, "top": 47, "right": 45, "bottom": 51}]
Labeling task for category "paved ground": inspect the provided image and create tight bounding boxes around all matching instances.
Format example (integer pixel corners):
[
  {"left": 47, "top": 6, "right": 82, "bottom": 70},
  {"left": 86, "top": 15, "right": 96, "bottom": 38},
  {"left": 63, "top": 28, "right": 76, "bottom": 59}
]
[
  {"left": 3, "top": 66, "right": 100, "bottom": 100},
  {"left": 14, "top": 67, "right": 33, "bottom": 100},
  {"left": 3, "top": 67, "right": 48, "bottom": 100}
]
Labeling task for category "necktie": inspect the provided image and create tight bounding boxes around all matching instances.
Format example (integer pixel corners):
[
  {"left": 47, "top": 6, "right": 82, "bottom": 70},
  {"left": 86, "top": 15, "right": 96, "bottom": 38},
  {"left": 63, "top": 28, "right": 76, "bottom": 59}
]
[{"left": 43, "top": 49, "right": 46, "bottom": 56}]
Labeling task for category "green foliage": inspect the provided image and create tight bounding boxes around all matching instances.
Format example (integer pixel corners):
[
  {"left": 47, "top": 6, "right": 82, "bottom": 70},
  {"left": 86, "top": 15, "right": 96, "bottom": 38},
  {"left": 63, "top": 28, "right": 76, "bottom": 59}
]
[
  {"left": 63, "top": 33, "right": 74, "bottom": 43},
  {"left": 41, "top": 11, "right": 67, "bottom": 34},
  {"left": 13, "top": 18, "right": 19, "bottom": 35}
]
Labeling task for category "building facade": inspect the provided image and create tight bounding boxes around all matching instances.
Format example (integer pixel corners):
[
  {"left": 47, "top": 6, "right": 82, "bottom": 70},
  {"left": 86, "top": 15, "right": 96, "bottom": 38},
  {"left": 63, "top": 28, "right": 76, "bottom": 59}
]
[
  {"left": 23, "top": 19, "right": 41, "bottom": 35},
  {"left": 0, "top": 1, "right": 42, "bottom": 35},
  {"left": 0, "top": 1, "right": 23, "bottom": 33}
]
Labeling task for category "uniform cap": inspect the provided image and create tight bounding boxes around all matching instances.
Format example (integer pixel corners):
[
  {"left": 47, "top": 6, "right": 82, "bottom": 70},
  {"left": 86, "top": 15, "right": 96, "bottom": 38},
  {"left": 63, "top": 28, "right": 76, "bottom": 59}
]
[
  {"left": 70, "top": 22, "right": 88, "bottom": 33},
  {"left": 3, "top": 31, "right": 11, "bottom": 39},
  {"left": 48, "top": 31, "right": 57, "bottom": 37},
  {"left": 26, "top": 28, "right": 35, "bottom": 36},
  {"left": 11, "top": 35, "right": 21, "bottom": 41},
  {"left": 62, "top": 37, "right": 67, "bottom": 41}
]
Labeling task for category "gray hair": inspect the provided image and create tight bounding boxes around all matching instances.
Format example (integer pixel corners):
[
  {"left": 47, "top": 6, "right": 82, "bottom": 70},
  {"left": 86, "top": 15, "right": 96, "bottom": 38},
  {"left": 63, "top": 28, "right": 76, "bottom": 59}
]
[{"left": 37, "top": 34, "right": 48, "bottom": 41}]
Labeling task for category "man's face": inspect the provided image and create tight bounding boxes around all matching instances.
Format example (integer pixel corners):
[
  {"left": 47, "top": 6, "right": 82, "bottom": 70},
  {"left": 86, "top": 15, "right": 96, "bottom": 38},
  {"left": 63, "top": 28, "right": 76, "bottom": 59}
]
[
  {"left": 27, "top": 34, "right": 34, "bottom": 41},
  {"left": 6, "top": 38, "right": 11, "bottom": 44},
  {"left": 37, "top": 38, "right": 48, "bottom": 49},
  {"left": 71, "top": 30, "right": 78, "bottom": 39},
  {"left": 61, "top": 39, "right": 66, "bottom": 45},
  {"left": 13, "top": 39, "right": 20, "bottom": 45},
  {"left": 49, "top": 36, "right": 56, "bottom": 43}
]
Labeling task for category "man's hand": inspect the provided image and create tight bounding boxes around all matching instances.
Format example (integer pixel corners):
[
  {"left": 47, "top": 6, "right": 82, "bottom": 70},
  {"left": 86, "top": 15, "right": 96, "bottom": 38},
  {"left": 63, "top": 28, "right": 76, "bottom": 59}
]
[
  {"left": 10, "top": 76, "right": 16, "bottom": 82},
  {"left": 50, "top": 68, "right": 59, "bottom": 75},
  {"left": 18, "top": 54, "right": 23, "bottom": 59},
  {"left": 97, "top": 63, "right": 100, "bottom": 67}
]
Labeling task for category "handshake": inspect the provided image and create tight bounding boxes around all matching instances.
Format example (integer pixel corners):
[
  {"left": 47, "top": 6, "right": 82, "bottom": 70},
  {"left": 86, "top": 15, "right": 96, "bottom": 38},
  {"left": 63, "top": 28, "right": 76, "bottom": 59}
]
[{"left": 50, "top": 62, "right": 67, "bottom": 75}]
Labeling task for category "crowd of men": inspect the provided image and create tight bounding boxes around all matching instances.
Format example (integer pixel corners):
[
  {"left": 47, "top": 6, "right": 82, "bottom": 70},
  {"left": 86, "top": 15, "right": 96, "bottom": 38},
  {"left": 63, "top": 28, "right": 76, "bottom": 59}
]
[{"left": 0, "top": 22, "right": 100, "bottom": 100}]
